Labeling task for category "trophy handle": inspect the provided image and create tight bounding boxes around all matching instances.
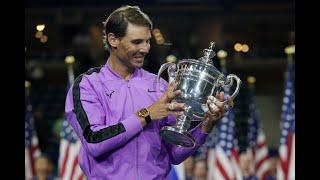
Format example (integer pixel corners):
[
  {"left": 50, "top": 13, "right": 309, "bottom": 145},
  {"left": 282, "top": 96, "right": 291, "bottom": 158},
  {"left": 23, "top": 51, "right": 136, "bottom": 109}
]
[
  {"left": 206, "top": 75, "right": 241, "bottom": 112},
  {"left": 221, "top": 74, "right": 242, "bottom": 102},
  {"left": 157, "top": 62, "right": 177, "bottom": 84}
]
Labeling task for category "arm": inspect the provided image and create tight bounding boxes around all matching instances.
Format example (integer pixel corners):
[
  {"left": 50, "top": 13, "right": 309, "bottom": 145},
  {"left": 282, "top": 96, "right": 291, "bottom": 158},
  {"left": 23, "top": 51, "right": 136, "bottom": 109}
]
[
  {"left": 162, "top": 116, "right": 208, "bottom": 165},
  {"left": 162, "top": 92, "right": 231, "bottom": 165},
  {"left": 65, "top": 76, "right": 143, "bottom": 158}
]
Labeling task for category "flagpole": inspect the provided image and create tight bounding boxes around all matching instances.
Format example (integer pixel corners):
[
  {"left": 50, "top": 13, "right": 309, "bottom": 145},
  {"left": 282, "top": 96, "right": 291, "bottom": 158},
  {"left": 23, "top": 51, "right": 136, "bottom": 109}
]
[
  {"left": 217, "top": 49, "right": 243, "bottom": 180},
  {"left": 277, "top": 44, "right": 295, "bottom": 180},
  {"left": 247, "top": 76, "right": 256, "bottom": 93},
  {"left": 65, "top": 55, "right": 76, "bottom": 85},
  {"left": 246, "top": 75, "right": 256, "bottom": 173},
  {"left": 217, "top": 49, "right": 228, "bottom": 74},
  {"left": 25, "top": 80, "right": 31, "bottom": 96},
  {"left": 61, "top": 55, "right": 86, "bottom": 179},
  {"left": 284, "top": 45, "right": 295, "bottom": 64}
]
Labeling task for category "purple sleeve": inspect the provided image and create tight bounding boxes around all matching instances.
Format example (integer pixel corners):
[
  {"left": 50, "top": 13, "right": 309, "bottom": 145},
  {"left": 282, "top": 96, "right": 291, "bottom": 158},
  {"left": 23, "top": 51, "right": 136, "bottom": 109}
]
[
  {"left": 65, "top": 76, "right": 143, "bottom": 158},
  {"left": 162, "top": 116, "right": 208, "bottom": 165}
]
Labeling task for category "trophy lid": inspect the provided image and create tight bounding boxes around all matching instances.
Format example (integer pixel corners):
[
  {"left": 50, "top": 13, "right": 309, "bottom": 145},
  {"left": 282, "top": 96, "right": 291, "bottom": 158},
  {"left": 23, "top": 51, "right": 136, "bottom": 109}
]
[
  {"left": 199, "top": 42, "right": 216, "bottom": 64},
  {"left": 179, "top": 42, "right": 222, "bottom": 76}
]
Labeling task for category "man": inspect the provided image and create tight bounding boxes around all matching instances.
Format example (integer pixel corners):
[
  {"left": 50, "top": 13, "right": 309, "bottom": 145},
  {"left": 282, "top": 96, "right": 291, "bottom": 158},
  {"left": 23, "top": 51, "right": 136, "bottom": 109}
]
[
  {"left": 239, "top": 152, "right": 258, "bottom": 180},
  {"left": 32, "top": 155, "right": 55, "bottom": 180},
  {"left": 193, "top": 158, "right": 207, "bottom": 180},
  {"left": 184, "top": 156, "right": 195, "bottom": 180},
  {"left": 65, "top": 5, "right": 232, "bottom": 179}
]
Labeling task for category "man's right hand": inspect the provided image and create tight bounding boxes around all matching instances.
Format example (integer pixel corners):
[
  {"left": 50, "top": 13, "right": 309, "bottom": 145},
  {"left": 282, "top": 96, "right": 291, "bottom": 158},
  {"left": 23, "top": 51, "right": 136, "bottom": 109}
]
[{"left": 147, "top": 81, "right": 186, "bottom": 121}]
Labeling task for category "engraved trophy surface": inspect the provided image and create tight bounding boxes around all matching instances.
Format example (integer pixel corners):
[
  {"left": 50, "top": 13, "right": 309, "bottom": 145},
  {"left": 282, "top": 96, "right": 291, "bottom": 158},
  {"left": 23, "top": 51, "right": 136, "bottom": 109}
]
[{"left": 157, "top": 42, "right": 242, "bottom": 148}]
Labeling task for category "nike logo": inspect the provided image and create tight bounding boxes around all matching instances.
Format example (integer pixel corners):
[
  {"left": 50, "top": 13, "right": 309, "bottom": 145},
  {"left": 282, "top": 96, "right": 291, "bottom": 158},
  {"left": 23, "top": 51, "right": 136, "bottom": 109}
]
[
  {"left": 147, "top": 89, "right": 156, "bottom": 93},
  {"left": 106, "top": 90, "right": 115, "bottom": 98}
]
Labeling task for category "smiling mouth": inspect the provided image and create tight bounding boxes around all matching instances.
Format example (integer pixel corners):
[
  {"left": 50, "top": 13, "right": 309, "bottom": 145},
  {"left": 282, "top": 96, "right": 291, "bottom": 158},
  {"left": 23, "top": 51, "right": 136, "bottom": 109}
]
[{"left": 134, "top": 56, "right": 145, "bottom": 59}]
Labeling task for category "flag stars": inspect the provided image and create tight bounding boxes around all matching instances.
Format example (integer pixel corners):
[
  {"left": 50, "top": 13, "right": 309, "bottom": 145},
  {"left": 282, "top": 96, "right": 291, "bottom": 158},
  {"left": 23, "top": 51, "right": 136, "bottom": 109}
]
[
  {"left": 286, "top": 114, "right": 294, "bottom": 121},
  {"left": 282, "top": 130, "right": 288, "bottom": 136},
  {"left": 222, "top": 117, "right": 228, "bottom": 123},
  {"left": 220, "top": 133, "right": 227, "bottom": 139},
  {"left": 72, "top": 133, "right": 78, "bottom": 139},
  {"left": 221, "top": 125, "right": 227, "bottom": 131},
  {"left": 286, "top": 114, "right": 291, "bottom": 121},
  {"left": 286, "top": 81, "right": 292, "bottom": 88},
  {"left": 284, "top": 122, "right": 290, "bottom": 128},
  {"left": 66, "top": 127, "right": 72, "bottom": 133},
  {"left": 226, "top": 150, "right": 231, "bottom": 156},
  {"left": 282, "top": 105, "right": 287, "bottom": 111},
  {"left": 278, "top": 63, "right": 294, "bottom": 175},
  {"left": 285, "top": 89, "right": 291, "bottom": 95},
  {"left": 220, "top": 140, "right": 226, "bottom": 147}
]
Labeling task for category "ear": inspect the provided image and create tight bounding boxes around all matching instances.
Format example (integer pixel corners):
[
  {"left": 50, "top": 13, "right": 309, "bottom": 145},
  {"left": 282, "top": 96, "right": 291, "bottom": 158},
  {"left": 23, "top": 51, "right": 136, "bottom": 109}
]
[{"left": 107, "top": 33, "right": 119, "bottom": 49}]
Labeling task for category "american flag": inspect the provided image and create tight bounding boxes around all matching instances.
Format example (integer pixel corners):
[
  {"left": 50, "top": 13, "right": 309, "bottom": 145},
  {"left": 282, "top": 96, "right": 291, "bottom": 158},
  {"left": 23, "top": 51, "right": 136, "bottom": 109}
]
[
  {"left": 210, "top": 108, "right": 242, "bottom": 180},
  {"left": 205, "top": 118, "right": 218, "bottom": 180},
  {"left": 58, "top": 62, "right": 86, "bottom": 180},
  {"left": 207, "top": 66, "right": 242, "bottom": 180},
  {"left": 246, "top": 91, "right": 270, "bottom": 179},
  {"left": 277, "top": 61, "right": 295, "bottom": 180},
  {"left": 58, "top": 120, "right": 85, "bottom": 180},
  {"left": 25, "top": 94, "right": 41, "bottom": 180}
]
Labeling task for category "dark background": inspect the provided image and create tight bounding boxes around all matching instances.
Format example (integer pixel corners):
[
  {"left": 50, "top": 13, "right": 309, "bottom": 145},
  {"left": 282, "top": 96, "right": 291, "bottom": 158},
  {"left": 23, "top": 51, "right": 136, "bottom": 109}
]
[{"left": 25, "top": 0, "right": 294, "bottom": 176}]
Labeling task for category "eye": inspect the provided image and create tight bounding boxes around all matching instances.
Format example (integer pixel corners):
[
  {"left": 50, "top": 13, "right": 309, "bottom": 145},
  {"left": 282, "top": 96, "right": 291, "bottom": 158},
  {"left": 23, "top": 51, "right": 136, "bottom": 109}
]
[{"left": 131, "top": 39, "right": 143, "bottom": 45}]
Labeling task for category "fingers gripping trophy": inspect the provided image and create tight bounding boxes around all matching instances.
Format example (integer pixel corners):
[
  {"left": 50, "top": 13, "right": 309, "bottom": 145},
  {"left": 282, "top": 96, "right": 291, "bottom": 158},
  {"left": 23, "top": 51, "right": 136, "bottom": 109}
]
[{"left": 157, "top": 42, "right": 242, "bottom": 148}]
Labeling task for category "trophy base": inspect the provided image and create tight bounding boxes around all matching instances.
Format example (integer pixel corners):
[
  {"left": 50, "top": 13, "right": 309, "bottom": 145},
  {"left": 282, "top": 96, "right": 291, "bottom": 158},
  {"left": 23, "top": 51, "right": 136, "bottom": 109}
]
[{"left": 160, "top": 126, "right": 195, "bottom": 148}]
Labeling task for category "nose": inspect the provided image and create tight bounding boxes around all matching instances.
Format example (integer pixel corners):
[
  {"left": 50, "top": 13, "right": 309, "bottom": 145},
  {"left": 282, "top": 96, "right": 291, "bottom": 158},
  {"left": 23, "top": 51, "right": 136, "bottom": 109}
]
[{"left": 139, "top": 43, "right": 150, "bottom": 54}]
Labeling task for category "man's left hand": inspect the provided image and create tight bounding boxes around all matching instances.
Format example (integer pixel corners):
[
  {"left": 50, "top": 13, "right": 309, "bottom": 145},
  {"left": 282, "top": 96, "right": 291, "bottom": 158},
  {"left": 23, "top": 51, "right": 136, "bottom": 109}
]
[{"left": 201, "top": 92, "right": 234, "bottom": 133}]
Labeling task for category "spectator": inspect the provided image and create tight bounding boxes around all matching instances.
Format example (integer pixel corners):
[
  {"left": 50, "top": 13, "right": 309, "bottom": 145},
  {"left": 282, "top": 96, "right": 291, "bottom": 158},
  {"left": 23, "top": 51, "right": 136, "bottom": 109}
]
[
  {"left": 184, "top": 156, "right": 195, "bottom": 180},
  {"left": 239, "top": 152, "right": 258, "bottom": 180},
  {"left": 32, "top": 155, "right": 55, "bottom": 180},
  {"left": 193, "top": 158, "right": 207, "bottom": 180}
]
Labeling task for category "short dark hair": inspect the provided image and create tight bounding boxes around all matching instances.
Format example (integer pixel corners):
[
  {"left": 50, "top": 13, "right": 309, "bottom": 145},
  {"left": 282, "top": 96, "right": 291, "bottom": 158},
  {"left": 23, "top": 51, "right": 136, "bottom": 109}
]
[{"left": 102, "top": 5, "right": 153, "bottom": 51}]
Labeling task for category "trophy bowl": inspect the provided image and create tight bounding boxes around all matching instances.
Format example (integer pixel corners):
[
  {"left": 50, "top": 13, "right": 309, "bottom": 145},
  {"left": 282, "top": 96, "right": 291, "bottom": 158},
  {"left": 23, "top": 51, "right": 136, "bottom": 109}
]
[{"left": 158, "top": 42, "right": 241, "bottom": 147}]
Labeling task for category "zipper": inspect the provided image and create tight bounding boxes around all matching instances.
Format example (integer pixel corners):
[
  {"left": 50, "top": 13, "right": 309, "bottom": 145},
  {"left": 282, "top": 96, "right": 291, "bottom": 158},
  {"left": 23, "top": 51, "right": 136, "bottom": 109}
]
[
  {"left": 127, "top": 79, "right": 140, "bottom": 180},
  {"left": 126, "top": 79, "right": 130, "bottom": 88},
  {"left": 136, "top": 136, "right": 140, "bottom": 180}
]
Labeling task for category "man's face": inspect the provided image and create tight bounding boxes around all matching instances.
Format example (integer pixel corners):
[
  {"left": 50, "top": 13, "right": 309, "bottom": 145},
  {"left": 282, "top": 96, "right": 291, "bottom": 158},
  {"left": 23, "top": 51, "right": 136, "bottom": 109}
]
[
  {"left": 194, "top": 160, "right": 207, "bottom": 179},
  {"left": 269, "top": 157, "right": 278, "bottom": 171},
  {"left": 239, "top": 153, "right": 252, "bottom": 173},
  {"left": 184, "top": 156, "right": 194, "bottom": 171},
  {"left": 113, "top": 22, "right": 151, "bottom": 69},
  {"left": 35, "top": 157, "right": 50, "bottom": 174}
]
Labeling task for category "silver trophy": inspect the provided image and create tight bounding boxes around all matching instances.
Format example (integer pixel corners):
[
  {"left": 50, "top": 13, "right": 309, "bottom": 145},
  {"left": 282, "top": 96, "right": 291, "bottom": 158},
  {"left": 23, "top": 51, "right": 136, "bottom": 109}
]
[{"left": 157, "top": 42, "right": 241, "bottom": 147}]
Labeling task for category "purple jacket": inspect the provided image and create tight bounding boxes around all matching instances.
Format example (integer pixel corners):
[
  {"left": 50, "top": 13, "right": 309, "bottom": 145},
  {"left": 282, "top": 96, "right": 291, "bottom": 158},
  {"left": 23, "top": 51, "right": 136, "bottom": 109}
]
[{"left": 65, "top": 63, "right": 209, "bottom": 179}]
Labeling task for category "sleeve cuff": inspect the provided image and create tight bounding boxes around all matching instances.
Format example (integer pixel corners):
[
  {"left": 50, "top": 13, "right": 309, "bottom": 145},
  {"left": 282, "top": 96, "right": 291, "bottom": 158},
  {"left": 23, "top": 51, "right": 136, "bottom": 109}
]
[{"left": 191, "top": 126, "right": 209, "bottom": 146}]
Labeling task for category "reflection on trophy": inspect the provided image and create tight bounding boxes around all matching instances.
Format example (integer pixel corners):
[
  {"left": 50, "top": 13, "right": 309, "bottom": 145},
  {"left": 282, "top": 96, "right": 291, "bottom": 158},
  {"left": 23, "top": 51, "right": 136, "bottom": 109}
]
[{"left": 157, "top": 42, "right": 242, "bottom": 148}]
